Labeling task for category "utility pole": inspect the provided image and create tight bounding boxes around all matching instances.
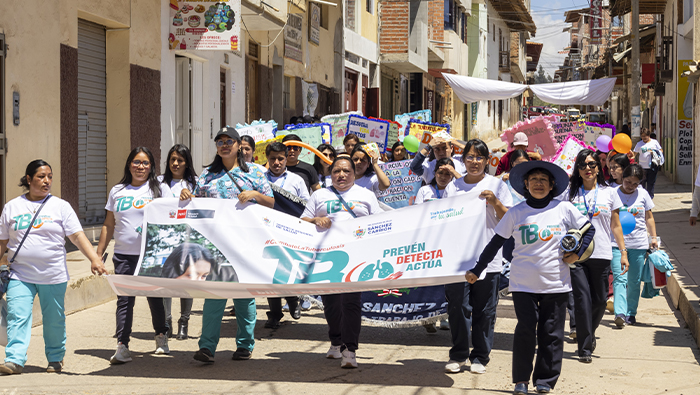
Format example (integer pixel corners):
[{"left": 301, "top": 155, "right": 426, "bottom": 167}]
[{"left": 630, "top": 0, "right": 641, "bottom": 139}]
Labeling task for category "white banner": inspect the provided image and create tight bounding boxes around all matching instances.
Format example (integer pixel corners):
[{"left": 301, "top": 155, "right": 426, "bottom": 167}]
[{"left": 107, "top": 194, "right": 487, "bottom": 299}]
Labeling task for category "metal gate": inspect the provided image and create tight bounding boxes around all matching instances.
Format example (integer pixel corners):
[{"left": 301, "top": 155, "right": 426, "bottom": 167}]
[{"left": 77, "top": 20, "right": 107, "bottom": 224}]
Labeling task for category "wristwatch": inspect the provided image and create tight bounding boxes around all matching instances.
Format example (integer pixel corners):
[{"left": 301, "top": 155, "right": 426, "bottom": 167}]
[{"left": 619, "top": 248, "right": 628, "bottom": 252}]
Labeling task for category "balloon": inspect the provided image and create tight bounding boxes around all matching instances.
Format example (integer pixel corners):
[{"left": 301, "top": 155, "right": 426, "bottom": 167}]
[
  {"left": 611, "top": 133, "right": 632, "bottom": 154},
  {"left": 282, "top": 141, "right": 333, "bottom": 165},
  {"left": 608, "top": 141, "right": 614, "bottom": 152},
  {"left": 596, "top": 135, "right": 612, "bottom": 152},
  {"left": 404, "top": 135, "right": 420, "bottom": 153},
  {"left": 619, "top": 211, "right": 636, "bottom": 235}
]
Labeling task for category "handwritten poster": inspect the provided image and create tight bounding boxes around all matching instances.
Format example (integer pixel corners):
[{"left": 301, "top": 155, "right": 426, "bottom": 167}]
[
  {"left": 552, "top": 122, "right": 584, "bottom": 145},
  {"left": 550, "top": 135, "right": 592, "bottom": 176},
  {"left": 278, "top": 123, "right": 328, "bottom": 165},
  {"left": 395, "top": 110, "right": 432, "bottom": 132},
  {"left": 346, "top": 115, "right": 391, "bottom": 153},
  {"left": 236, "top": 120, "right": 277, "bottom": 143},
  {"left": 321, "top": 112, "right": 362, "bottom": 151},
  {"left": 501, "top": 117, "right": 559, "bottom": 160},
  {"left": 406, "top": 120, "right": 451, "bottom": 153},
  {"left": 376, "top": 160, "right": 422, "bottom": 209}
]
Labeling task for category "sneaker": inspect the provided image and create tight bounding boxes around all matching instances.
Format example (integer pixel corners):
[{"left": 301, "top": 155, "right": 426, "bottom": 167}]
[
  {"left": 291, "top": 303, "right": 302, "bottom": 320},
  {"left": 614, "top": 314, "right": 626, "bottom": 328},
  {"left": 499, "top": 286, "right": 510, "bottom": 298},
  {"left": 282, "top": 303, "right": 289, "bottom": 312},
  {"left": 444, "top": 360, "right": 466, "bottom": 373},
  {"left": 154, "top": 333, "right": 170, "bottom": 354},
  {"left": 536, "top": 384, "right": 552, "bottom": 393},
  {"left": 301, "top": 299, "right": 312, "bottom": 311},
  {"left": 193, "top": 348, "right": 215, "bottom": 363},
  {"left": 606, "top": 298, "right": 614, "bottom": 314},
  {"left": 232, "top": 348, "right": 252, "bottom": 360},
  {"left": 470, "top": 359, "right": 486, "bottom": 374},
  {"left": 424, "top": 323, "right": 437, "bottom": 333},
  {"left": 46, "top": 361, "right": 63, "bottom": 373},
  {"left": 0, "top": 362, "right": 23, "bottom": 375},
  {"left": 627, "top": 315, "right": 637, "bottom": 325},
  {"left": 264, "top": 318, "right": 281, "bottom": 329},
  {"left": 326, "top": 345, "right": 342, "bottom": 359},
  {"left": 569, "top": 329, "right": 577, "bottom": 340},
  {"left": 513, "top": 383, "right": 528, "bottom": 394},
  {"left": 110, "top": 343, "right": 132, "bottom": 364},
  {"left": 340, "top": 350, "right": 358, "bottom": 368},
  {"left": 578, "top": 355, "right": 592, "bottom": 363},
  {"left": 439, "top": 320, "right": 450, "bottom": 330}
]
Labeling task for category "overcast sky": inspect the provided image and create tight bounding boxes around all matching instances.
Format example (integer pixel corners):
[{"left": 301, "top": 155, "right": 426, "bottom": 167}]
[{"left": 527, "top": 0, "right": 591, "bottom": 78}]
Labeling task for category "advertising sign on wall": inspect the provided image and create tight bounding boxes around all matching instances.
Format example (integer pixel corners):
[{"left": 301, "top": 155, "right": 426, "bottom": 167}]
[
  {"left": 284, "top": 13, "right": 303, "bottom": 62},
  {"left": 677, "top": 60, "right": 694, "bottom": 182},
  {"left": 169, "top": 1, "right": 241, "bottom": 50},
  {"left": 309, "top": 2, "right": 320, "bottom": 46}
]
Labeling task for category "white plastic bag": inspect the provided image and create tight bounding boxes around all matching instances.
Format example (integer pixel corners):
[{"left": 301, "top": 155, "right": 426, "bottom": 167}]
[{"left": 0, "top": 298, "right": 7, "bottom": 346}]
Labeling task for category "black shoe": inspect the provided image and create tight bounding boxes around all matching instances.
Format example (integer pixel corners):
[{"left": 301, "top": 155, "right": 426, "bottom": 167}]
[
  {"left": 536, "top": 384, "right": 551, "bottom": 393},
  {"left": 166, "top": 318, "right": 173, "bottom": 338},
  {"left": 176, "top": 319, "right": 188, "bottom": 340},
  {"left": 194, "top": 348, "right": 215, "bottom": 363},
  {"left": 627, "top": 315, "right": 637, "bottom": 325},
  {"left": 291, "top": 303, "right": 302, "bottom": 320},
  {"left": 513, "top": 383, "right": 528, "bottom": 394},
  {"left": 232, "top": 348, "right": 252, "bottom": 360},
  {"left": 591, "top": 338, "right": 597, "bottom": 353},
  {"left": 423, "top": 323, "right": 437, "bottom": 333},
  {"left": 264, "top": 318, "right": 281, "bottom": 329},
  {"left": 579, "top": 355, "right": 592, "bottom": 363}
]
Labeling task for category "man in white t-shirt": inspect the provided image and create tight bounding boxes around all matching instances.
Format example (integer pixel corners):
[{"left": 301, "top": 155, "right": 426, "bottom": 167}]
[{"left": 633, "top": 128, "right": 663, "bottom": 198}]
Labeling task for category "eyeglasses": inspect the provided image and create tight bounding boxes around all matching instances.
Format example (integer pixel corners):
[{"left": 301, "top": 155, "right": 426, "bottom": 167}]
[
  {"left": 577, "top": 162, "right": 598, "bottom": 170},
  {"left": 323, "top": 152, "right": 336, "bottom": 158},
  {"left": 288, "top": 146, "right": 302, "bottom": 152},
  {"left": 464, "top": 155, "right": 487, "bottom": 162},
  {"left": 216, "top": 139, "right": 235, "bottom": 147},
  {"left": 132, "top": 160, "right": 150, "bottom": 168}
]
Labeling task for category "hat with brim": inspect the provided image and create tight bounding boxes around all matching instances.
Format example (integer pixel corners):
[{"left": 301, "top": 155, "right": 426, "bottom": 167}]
[
  {"left": 215, "top": 126, "right": 240, "bottom": 141},
  {"left": 509, "top": 161, "right": 569, "bottom": 198}
]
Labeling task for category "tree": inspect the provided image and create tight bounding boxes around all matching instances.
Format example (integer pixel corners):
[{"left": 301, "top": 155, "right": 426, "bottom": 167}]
[{"left": 534, "top": 65, "right": 553, "bottom": 84}]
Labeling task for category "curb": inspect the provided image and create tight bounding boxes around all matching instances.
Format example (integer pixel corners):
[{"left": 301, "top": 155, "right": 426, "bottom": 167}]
[{"left": 666, "top": 269, "right": 700, "bottom": 349}]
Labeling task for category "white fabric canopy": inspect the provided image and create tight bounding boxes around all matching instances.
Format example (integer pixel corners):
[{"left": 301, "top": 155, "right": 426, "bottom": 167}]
[
  {"left": 442, "top": 74, "right": 527, "bottom": 103},
  {"left": 442, "top": 73, "right": 617, "bottom": 106}
]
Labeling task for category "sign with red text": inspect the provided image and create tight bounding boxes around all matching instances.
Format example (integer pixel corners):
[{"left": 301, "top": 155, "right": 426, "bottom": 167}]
[{"left": 169, "top": 1, "right": 241, "bottom": 50}]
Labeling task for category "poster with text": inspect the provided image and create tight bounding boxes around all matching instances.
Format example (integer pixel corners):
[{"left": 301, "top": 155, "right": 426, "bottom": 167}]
[
  {"left": 501, "top": 117, "right": 559, "bottom": 160},
  {"left": 552, "top": 122, "right": 584, "bottom": 145},
  {"left": 371, "top": 118, "right": 402, "bottom": 154},
  {"left": 236, "top": 120, "right": 277, "bottom": 144},
  {"left": 406, "top": 120, "right": 451, "bottom": 153},
  {"left": 309, "top": 2, "right": 320, "bottom": 46},
  {"left": 376, "top": 160, "right": 422, "bottom": 209},
  {"left": 169, "top": 1, "right": 241, "bottom": 50},
  {"left": 395, "top": 110, "right": 432, "bottom": 132},
  {"left": 346, "top": 115, "right": 391, "bottom": 153},
  {"left": 322, "top": 112, "right": 362, "bottom": 151}
]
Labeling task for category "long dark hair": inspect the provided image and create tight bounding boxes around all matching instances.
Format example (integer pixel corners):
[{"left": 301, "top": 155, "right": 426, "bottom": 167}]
[
  {"left": 622, "top": 163, "right": 644, "bottom": 180},
  {"left": 19, "top": 159, "right": 52, "bottom": 189},
  {"left": 569, "top": 149, "right": 607, "bottom": 201},
  {"left": 608, "top": 153, "right": 630, "bottom": 183},
  {"left": 351, "top": 143, "right": 374, "bottom": 177},
  {"left": 509, "top": 149, "right": 530, "bottom": 168},
  {"left": 429, "top": 158, "right": 455, "bottom": 187},
  {"left": 313, "top": 143, "right": 337, "bottom": 176},
  {"left": 163, "top": 144, "right": 198, "bottom": 187},
  {"left": 462, "top": 139, "right": 490, "bottom": 173},
  {"left": 161, "top": 243, "right": 217, "bottom": 279},
  {"left": 390, "top": 141, "right": 406, "bottom": 162},
  {"left": 206, "top": 134, "right": 249, "bottom": 173},
  {"left": 119, "top": 147, "right": 161, "bottom": 198}
]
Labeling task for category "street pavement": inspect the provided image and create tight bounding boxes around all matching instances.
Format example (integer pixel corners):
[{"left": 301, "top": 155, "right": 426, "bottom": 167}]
[{"left": 2, "top": 176, "right": 700, "bottom": 394}]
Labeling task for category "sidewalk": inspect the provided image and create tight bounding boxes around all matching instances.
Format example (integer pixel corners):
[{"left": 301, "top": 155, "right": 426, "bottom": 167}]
[{"left": 651, "top": 174, "right": 700, "bottom": 348}]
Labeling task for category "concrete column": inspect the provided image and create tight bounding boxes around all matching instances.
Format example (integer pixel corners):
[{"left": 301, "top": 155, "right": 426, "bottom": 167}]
[{"left": 630, "top": 0, "right": 641, "bottom": 139}]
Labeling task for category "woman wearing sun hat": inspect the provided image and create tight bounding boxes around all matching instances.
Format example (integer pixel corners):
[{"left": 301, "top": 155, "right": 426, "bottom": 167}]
[{"left": 466, "top": 160, "right": 594, "bottom": 395}]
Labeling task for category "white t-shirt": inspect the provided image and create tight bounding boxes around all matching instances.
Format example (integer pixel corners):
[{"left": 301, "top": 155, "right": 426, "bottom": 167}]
[
  {"left": 0, "top": 195, "right": 83, "bottom": 284},
  {"left": 634, "top": 139, "right": 662, "bottom": 169},
  {"left": 105, "top": 183, "right": 156, "bottom": 255},
  {"left": 444, "top": 174, "right": 513, "bottom": 273},
  {"left": 570, "top": 185, "right": 623, "bottom": 260},
  {"left": 318, "top": 174, "right": 333, "bottom": 189},
  {"left": 355, "top": 174, "right": 381, "bottom": 195},
  {"left": 414, "top": 185, "right": 446, "bottom": 204},
  {"left": 158, "top": 175, "right": 194, "bottom": 198},
  {"left": 613, "top": 186, "right": 654, "bottom": 249},
  {"left": 302, "top": 185, "right": 380, "bottom": 221},
  {"left": 265, "top": 169, "right": 310, "bottom": 200},
  {"left": 495, "top": 200, "right": 588, "bottom": 293},
  {"left": 421, "top": 155, "right": 467, "bottom": 184}
]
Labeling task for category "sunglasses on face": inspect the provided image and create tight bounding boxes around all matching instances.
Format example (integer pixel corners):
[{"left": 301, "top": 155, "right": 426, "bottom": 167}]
[
  {"left": 288, "top": 146, "right": 302, "bottom": 152},
  {"left": 132, "top": 160, "right": 150, "bottom": 167},
  {"left": 578, "top": 162, "right": 598, "bottom": 170},
  {"left": 216, "top": 139, "right": 235, "bottom": 147}
]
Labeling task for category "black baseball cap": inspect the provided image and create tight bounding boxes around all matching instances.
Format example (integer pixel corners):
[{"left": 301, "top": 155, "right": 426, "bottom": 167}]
[{"left": 215, "top": 126, "right": 240, "bottom": 141}]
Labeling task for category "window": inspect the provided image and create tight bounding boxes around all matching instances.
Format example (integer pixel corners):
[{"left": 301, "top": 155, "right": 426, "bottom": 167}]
[
  {"left": 321, "top": 4, "right": 329, "bottom": 29},
  {"left": 220, "top": 70, "right": 226, "bottom": 128},
  {"left": 444, "top": 0, "right": 456, "bottom": 31},
  {"left": 493, "top": 24, "right": 495, "bottom": 41},
  {"left": 249, "top": 41, "right": 259, "bottom": 59},
  {"left": 283, "top": 76, "right": 292, "bottom": 109},
  {"left": 366, "top": 0, "right": 373, "bottom": 14},
  {"left": 461, "top": 13, "right": 468, "bottom": 43}
]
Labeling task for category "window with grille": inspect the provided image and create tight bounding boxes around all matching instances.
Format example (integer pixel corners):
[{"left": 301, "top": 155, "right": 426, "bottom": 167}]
[{"left": 283, "top": 76, "right": 292, "bottom": 109}]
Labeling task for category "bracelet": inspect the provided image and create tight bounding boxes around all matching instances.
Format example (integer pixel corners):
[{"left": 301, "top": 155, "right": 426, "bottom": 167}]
[{"left": 619, "top": 248, "right": 628, "bottom": 252}]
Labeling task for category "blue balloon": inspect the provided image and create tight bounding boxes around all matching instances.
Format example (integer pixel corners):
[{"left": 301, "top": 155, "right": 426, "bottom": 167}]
[{"left": 620, "top": 211, "right": 636, "bottom": 235}]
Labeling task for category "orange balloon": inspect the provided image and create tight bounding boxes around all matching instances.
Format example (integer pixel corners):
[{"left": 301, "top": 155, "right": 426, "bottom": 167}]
[
  {"left": 611, "top": 134, "right": 632, "bottom": 154},
  {"left": 283, "top": 140, "right": 333, "bottom": 165}
]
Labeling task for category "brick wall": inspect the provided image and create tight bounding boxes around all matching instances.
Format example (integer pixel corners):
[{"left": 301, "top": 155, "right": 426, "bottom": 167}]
[
  {"left": 379, "top": 0, "right": 409, "bottom": 54},
  {"left": 639, "top": 14, "right": 655, "bottom": 25},
  {"left": 428, "top": 0, "right": 444, "bottom": 43}
]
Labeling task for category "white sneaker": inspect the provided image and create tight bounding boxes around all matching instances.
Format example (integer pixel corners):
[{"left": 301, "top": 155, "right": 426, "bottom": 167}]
[
  {"left": 470, "top": 359, "right": 486, "bottom": 374},
  {"left": 154, "top": 333, "right": 170, "bottom": 355},
  {"left": 326, "top": 345, "right": 342, "bottom": 359},
  {"left": 445, "top": 360, "right": 466, "bottom": 373},
  {"left": 110, "top": 343, "right": 132, "bottom": 364},
  {"left": 439, "top": 320, "right": 450, "bottom": 330},
  {"left": 340, "top": 350, "right": 358, "bottom": 368}
]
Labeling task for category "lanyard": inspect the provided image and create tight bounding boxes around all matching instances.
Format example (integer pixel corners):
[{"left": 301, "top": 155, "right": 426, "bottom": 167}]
[
  {"left": 580, "top": 186, "right": 598, "bottom": 220},
  {"left": 267, "top": 172, "right": 287, "bottom": 189},
  {"left": 432, "top": 185, "right": 442, "bottom": 199}
]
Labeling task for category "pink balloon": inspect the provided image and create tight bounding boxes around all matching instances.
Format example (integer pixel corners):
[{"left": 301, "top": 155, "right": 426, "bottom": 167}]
[{"left": 608, "top": 141, "right": 613, "bottom": 151}]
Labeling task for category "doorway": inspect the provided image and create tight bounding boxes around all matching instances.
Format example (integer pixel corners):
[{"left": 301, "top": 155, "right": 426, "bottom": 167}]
[
  {"left": 175, "top": 56, "right": 205, "bottom": 170},
  {"left": 345, "top": 69, "right": 358, "bottom": 111}
]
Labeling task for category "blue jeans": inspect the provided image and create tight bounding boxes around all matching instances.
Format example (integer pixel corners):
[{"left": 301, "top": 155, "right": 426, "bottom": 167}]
[
  {"left": 199, "top": 298, "right": 256, "bottom": 355},
  {"left": 4, "top": 279, "right": 67, "bottom": 366},
  {"left": 611, "top": 248, "right": 647, "bottom": 317}
]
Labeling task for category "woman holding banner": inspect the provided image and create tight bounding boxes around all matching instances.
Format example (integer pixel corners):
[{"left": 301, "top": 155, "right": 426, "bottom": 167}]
[
  {"left": 97, "top": 147, "right": 169, "bottom": 365},
  {"left": 158, "top": 144, "right": 198, "bottom": 341},
  {"left": 567, "top": 149, "right": 628, "bottom": 363},
  {"left": 410, "top": 136, "right": 466, "bottom": 185},
  {"left": 180, "top": 127, "right": 275, "bottom": 363},
  {"left": 351, "top": 144, "right": 390, "bottom": 195},
  {"left": 442, "top": 139, "right": 512, "bottom": 375},
  {"left": 466, "top": 160, "right": 594, "bottom": 395},
  {"left": 302, "top": 156, "right": 381, "bottom": 369},
  {"left": 313, "top": 143, "right": 337, "bottom": 189}
]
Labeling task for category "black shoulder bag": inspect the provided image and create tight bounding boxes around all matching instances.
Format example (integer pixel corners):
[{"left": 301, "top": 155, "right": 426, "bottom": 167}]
[{"left": 9, "top": 194, "right": 52, "bottom": 264}]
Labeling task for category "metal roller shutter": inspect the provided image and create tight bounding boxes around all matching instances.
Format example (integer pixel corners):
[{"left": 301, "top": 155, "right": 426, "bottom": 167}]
[{"left": 77, "top": 19, "right": 107, "bottom": 225}]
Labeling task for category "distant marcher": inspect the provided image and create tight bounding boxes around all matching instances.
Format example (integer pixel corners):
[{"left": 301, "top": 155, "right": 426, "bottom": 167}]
[
  {"left": 496, "top": 132, "right": 529, "bottom": 176},
  {"left": 633, "top": 128, "right": 663, "bottom": 198},
  {"left": 343, "top": 134, "right": 360, "bottom": 154},
  {"left": 389, "top": 141, "right": 407, "bottom": 162}
]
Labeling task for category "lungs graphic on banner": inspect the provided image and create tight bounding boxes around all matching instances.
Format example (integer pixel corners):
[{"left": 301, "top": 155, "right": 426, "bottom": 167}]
[
  {"left": 501, "top": 117, "right": 559, "bottom": 160},
  {"left": 107, "top": 195, "right": 486, "bottom": 299},
  {"left": 346, "top": 115, "right": 391, "bottom": 153}
]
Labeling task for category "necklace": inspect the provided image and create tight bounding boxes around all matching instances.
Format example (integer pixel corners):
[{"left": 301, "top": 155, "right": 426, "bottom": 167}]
[{"left": 620, "top": 189, "right": 636, "bottom": 207}]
